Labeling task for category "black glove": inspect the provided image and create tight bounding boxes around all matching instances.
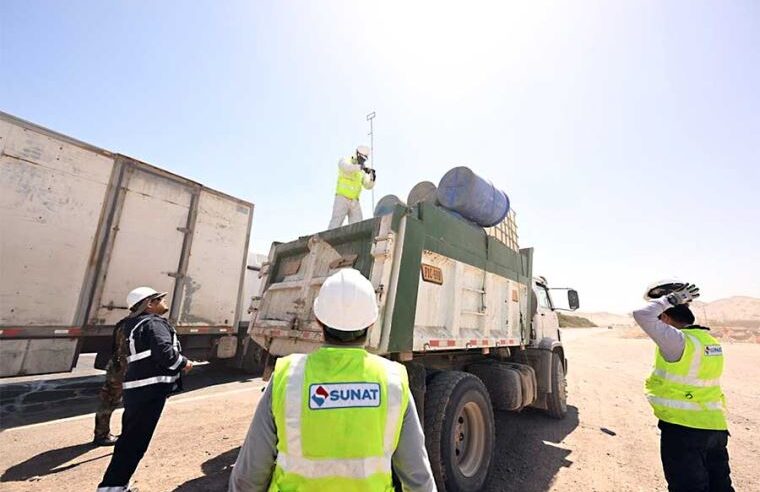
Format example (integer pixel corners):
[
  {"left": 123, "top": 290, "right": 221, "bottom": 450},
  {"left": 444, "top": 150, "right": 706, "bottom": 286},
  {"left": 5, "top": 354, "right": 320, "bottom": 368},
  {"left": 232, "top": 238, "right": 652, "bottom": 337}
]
[
  {"left": 666, "top": 283, "right": 700, "bottom": 306},
  {"left": 370, "top": 168, "right": 376, "bottom": 181}
]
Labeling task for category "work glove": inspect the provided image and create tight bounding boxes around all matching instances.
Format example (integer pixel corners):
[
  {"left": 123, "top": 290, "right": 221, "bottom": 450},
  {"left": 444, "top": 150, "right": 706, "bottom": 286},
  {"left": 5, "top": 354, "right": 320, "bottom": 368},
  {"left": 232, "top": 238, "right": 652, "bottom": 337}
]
[
  {"left": 370, "top": 168, "right": 376, "bottom": 181},
  {"left": 666, "top": 283, "right": 700, "bottom": 305}
]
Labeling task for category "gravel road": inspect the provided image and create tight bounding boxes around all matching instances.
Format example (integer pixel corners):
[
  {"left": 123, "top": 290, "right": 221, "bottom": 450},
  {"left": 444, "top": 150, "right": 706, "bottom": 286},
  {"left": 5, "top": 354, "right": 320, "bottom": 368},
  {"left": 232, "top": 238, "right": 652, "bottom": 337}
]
[{"left": 1, "top": 328, "right": 757, "bottom": 491}]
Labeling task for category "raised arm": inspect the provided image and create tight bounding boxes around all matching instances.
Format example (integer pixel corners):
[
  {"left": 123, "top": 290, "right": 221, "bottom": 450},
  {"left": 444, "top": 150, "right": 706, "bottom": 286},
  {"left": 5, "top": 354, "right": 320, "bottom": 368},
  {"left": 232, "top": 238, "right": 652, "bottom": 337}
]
[{"left": 632, "top": 298, "right": 685, "bottom": 362}]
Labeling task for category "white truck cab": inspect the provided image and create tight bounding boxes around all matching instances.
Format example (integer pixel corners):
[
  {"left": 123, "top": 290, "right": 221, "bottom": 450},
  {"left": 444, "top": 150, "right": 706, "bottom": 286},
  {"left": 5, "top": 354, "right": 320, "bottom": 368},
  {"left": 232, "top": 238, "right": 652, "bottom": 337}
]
[{"left": 532, "top": 276, "right": 579, "bottom": 343}]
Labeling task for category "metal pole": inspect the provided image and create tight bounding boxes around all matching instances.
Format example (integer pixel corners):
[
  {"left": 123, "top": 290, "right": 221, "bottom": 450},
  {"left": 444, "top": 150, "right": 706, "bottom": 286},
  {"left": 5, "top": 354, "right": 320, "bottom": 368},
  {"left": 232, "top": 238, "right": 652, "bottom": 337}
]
[{"left": 366, "top": 111, "right": 376, "bottom": 211}]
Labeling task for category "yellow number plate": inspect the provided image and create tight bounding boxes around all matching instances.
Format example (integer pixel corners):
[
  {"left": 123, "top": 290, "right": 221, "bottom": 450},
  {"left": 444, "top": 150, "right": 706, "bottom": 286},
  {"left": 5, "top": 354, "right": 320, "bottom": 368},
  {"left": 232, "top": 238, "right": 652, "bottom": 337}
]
[{"left": 421, "top": 264, "right": 444, "bottom": 285}]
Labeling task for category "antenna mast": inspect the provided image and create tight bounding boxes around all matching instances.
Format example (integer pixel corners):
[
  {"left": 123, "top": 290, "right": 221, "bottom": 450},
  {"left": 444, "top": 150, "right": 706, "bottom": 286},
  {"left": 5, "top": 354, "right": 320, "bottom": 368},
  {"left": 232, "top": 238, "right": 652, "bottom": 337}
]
[{"left": 366, "top": 111, "right": 376, "bottom": 210}]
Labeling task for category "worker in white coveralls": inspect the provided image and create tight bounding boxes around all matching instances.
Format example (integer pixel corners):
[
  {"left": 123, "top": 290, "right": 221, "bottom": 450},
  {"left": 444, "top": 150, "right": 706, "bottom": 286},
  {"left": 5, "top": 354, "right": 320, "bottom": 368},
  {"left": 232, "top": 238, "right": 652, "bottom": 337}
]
[
  {"left": 328, "top": 145, "right": 376, "bottom": 229},
  {"left": 229, "top": 268, "right": 436, "bottom": 492},
  {"left": 633, "top": 280, "right": 733, "bottom": 492}
]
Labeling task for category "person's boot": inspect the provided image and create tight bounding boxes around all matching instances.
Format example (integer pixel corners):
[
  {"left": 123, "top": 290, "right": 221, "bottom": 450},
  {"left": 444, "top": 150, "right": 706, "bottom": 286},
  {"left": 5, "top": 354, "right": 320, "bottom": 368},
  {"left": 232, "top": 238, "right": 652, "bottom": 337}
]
[{"left": 93, "top": 433, "right": 118, "bottom": 446}]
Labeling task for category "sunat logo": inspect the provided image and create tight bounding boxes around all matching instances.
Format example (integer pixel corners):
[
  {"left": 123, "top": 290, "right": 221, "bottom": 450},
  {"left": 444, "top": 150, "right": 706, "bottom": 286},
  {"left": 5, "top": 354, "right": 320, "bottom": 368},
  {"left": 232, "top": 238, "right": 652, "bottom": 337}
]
[
  {"left": 308, "top": 383, "right": 381, "bottom": 410},
  {"left": 311, "top": 386, "right": 330, "bottom": 407},
  {"left": 704, "top": 345, "right": 723, "bottom": 356}
]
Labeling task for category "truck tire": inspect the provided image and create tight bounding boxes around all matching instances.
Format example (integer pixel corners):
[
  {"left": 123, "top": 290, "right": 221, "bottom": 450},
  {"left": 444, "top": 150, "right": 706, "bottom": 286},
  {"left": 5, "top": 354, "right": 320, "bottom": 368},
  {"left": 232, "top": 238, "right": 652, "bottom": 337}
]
[
  {"left": 546, "top": 352, "right": 568, "bottom": 419},
  {"left": 424, "top": 371, "right": 495, "bottom": 492}
]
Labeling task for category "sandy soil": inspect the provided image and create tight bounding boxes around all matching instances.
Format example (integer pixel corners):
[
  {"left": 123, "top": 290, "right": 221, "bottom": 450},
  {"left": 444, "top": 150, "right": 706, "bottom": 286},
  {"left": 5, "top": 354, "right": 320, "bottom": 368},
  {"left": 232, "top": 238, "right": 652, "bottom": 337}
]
[{"left": 1, "top": 328, "right": 757, "bottom": 491}]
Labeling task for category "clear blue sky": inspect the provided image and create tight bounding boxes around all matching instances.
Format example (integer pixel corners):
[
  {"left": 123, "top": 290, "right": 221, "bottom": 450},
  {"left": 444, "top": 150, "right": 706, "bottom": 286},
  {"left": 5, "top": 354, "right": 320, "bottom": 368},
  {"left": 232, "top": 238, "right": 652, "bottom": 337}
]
[{"left": 2, "top": 1, "right": 758, "bottom": 312}]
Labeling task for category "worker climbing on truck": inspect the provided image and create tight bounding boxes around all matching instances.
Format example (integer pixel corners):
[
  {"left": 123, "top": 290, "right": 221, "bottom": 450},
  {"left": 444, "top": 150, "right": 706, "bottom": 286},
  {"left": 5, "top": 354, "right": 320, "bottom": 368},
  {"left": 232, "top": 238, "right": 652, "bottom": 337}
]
[
  {"left": 229, "top": 268, "right": 436, "bottom": 492},
  {"left": 328, "top": 145, "right": 376, "bottom": 229}
]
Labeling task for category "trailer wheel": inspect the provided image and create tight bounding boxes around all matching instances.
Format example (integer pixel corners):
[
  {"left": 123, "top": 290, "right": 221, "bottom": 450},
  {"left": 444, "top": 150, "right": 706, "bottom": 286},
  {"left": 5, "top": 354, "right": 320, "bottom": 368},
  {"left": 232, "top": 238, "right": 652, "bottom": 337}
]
[
  {"left": 238, "top": 340, "right": 265, "bottom": 375},
  {"left": 546, "top": 351, "right": 568, "bottom": 419},
  {"left": 424, "top": 371, "right": 494, "bottom": 492}
]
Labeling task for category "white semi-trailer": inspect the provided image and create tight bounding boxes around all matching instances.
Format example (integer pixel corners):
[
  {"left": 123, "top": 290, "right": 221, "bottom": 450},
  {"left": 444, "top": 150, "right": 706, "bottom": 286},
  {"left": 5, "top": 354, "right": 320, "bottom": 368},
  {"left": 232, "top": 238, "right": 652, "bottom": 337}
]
[{"left": 0, "top": 112, "right": 254, "bottom": 377}]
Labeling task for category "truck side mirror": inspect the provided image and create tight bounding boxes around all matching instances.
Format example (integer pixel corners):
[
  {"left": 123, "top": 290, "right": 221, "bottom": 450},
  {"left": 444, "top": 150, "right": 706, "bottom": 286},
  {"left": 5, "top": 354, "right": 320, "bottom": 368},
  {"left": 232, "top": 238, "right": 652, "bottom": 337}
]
[{"left": 567, "top": 289, "right": 580, "bottom": 311}]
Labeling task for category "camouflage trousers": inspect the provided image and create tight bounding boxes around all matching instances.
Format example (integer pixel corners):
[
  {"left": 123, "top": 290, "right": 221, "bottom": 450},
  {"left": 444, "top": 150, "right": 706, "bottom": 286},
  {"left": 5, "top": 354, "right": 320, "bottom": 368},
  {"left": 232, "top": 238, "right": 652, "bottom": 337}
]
[{"left": 94, "top": 359, "right": 126, "bottom": 439}]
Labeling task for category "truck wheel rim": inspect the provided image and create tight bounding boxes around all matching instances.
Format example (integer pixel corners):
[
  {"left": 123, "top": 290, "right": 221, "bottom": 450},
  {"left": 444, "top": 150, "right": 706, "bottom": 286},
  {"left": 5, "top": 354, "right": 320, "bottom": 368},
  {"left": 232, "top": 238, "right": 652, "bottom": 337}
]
[{"left": 453, "top": 400, "right": 486, "bottom": 477}]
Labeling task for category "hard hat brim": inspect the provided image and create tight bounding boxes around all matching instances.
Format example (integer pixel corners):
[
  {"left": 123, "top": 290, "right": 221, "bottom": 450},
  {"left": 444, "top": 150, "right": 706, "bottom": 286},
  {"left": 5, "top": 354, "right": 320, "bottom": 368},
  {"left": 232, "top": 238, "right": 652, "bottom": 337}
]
[
  {"left": 129, "top": 291, "right": 168, "bottom": 310},
  {"left": 313, "top": 297, "right": 378, "bottom": 332},
  {"left": 643, "top": 279, "right": 684, "bottom": 301}
]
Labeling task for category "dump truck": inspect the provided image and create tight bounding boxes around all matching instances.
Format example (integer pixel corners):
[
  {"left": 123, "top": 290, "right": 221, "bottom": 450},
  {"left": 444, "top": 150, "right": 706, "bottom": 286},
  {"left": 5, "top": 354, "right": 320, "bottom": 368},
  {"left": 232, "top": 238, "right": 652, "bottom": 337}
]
[
  {"left": 0, "top": 112, "right": 255, "bottom": 377},
  {"left": 248, "top": 201, "right": 579, "bottom": 491}
]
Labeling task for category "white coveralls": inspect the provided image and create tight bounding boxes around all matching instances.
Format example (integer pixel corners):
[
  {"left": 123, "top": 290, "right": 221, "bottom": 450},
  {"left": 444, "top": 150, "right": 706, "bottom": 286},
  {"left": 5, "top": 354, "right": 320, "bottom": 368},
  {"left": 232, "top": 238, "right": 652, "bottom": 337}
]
[{"left": 328, "top": 156, "right": 375, "bottom": 229}]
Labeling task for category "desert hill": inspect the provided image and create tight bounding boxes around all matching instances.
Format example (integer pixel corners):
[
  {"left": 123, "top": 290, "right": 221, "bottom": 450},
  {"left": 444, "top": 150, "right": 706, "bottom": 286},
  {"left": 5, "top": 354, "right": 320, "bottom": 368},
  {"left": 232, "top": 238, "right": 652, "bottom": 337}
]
[{"left": 568, "top": 296, "right": 760, "bottom": 343}]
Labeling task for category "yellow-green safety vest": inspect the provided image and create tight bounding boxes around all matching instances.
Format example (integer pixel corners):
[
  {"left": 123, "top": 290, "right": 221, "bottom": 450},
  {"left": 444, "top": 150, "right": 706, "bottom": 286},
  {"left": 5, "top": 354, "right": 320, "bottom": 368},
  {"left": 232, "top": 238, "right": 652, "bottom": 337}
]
[
  {"left": 336, "top": 158, "right": 365, "bottom": 201},
  {"left": 646, "top": 327, "right": 727, "bottom": 430},
  {"left": 269, "top": 347, "right": 410, "bottom": 492}
]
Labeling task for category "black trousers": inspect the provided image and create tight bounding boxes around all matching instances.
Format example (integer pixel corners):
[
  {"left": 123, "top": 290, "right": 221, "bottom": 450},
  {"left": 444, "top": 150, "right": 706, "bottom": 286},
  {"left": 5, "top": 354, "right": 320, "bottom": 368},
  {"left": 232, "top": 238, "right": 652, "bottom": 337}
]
[
  {"left": 659, "top": 420, "right": 734, "bottom": 492},
  {"left": 98, "top": 394, "right": 167, "bottom": 488}
]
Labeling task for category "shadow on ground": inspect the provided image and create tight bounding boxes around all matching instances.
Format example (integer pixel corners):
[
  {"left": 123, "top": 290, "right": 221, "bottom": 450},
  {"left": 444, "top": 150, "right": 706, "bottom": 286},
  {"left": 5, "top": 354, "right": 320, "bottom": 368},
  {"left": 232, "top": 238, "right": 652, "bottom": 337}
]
[
  {"left": 484, "top": 405, "right": 580, "bottom": 492},
  {"left": 173, "top": 447, "right": 240, "bottom": 491},
  {"left": 170, "top": 407, "right": 580, "bottom": 492},
  {"left": 0, "top": 442, "right": 112, "bottom": 483},
  {"left": 0, "top": 364, "right": 260, "bottom": 430}
]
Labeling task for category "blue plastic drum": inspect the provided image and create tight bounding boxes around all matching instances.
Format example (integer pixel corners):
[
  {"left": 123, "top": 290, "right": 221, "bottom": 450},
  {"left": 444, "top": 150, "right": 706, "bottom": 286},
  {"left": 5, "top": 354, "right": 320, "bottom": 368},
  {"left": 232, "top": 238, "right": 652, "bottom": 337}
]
[{"left": 437, "top": 166, "right": 510, "bottom": 227}]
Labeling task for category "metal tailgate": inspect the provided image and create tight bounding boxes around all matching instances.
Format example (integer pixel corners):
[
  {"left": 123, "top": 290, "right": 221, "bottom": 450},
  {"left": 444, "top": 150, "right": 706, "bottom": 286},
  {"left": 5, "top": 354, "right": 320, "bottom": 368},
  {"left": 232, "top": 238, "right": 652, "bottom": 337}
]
[{"left": 250, "top": 216, "right": 396, "bottom": 356}]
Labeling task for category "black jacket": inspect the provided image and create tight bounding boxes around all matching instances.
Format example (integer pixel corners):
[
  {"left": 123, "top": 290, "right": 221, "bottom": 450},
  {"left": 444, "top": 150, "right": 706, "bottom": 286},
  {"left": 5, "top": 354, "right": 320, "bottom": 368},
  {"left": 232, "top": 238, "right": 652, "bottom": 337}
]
[{"left": 122, "top": 313, "right": 187, "bottom": 401}]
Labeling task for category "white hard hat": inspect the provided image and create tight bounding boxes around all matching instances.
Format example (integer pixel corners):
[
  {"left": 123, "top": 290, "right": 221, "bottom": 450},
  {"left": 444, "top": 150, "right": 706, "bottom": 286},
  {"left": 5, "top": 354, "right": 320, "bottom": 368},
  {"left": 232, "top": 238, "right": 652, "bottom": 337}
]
[
  {"left": 313, "top": 268, "right": 378, "bottom": 331},
  {"left": 643, "top": 279, "right": 685, "bottom": 301},
  {"left": 356, "top": 145, "right": 370, "bottom": 159},
  {"left": 127, "top": 286, "right": 167, "bottom": 310}
]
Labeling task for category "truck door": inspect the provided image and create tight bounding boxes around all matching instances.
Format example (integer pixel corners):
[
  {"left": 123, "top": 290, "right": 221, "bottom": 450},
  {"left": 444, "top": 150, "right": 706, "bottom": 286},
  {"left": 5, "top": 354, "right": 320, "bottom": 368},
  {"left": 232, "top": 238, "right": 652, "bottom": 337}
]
[{"left": 534, "top": 283, "right": 559, "bottom": 339}]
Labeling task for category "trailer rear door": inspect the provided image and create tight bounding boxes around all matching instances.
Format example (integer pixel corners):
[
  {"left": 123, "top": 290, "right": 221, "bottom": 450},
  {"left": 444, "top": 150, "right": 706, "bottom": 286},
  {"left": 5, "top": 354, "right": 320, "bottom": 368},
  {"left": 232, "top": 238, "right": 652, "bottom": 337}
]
[
  {"left": 174, "top": 190, "right": 252, "bottom": 330},
  {"left": 91, "top": 167, "right": 194, "bottom": 326}
]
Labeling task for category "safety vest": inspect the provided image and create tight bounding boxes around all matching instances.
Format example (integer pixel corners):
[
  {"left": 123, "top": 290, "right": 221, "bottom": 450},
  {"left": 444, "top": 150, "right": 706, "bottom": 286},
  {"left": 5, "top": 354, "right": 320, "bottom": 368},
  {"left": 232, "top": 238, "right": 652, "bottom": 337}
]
[
  {"left": 336, "top": 157, "right": 365, "bottom": 200},
  {"left": 645, "top": 327, "right": 727, "bottom": 430},
  {"left": 269, "top": 347, "right": 409, "bottom": 492},
  {"left": 122, "top": 314, "right": 184, "bottom": 393}
]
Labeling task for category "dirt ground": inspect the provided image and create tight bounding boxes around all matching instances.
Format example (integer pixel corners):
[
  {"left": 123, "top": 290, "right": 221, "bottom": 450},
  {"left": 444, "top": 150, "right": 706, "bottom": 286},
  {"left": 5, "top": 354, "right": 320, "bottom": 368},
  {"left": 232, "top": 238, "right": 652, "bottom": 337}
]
[{"left": 1, "top": 328, "right": 758, "bottom": 491}]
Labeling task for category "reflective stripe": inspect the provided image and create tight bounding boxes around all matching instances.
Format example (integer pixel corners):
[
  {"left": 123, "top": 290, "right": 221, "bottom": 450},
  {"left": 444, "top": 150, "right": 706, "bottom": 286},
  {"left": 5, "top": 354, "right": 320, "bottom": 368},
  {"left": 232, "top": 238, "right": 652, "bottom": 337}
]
[
  {"left": 168, "top": 354, "right": 185, "bottom": 371},
  {"left": 122, "top": 374, "right": 179, "bottom": 390},
  {"left": 284, "top": 354, "right": 308, "bottom": 457},
  {"left": 651, "top": 369, "right": 720, "bottom": 387},
  {"left": 96, "top": 487, "right": 127, "bottom": 492},
  {"left": 126, "top": 350, "right": 152, "bottom": 363},
  {"left": 167, "top": 333, "right": 183, "bottom": 369},
  {"left": 127, "top": 318, "right": 151, "bottom": 357},
  {"left": 277, "top": 452, "right": 392, "bottom": 479},
  {"left": 381, "top": 360, "right": 403, "bottom": 453},
  {"left": 648, "top": 396, "right": 723, "bottom": 411},
  {"left": 685, "top": 334, "right": 703, "bottom": 379}
]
